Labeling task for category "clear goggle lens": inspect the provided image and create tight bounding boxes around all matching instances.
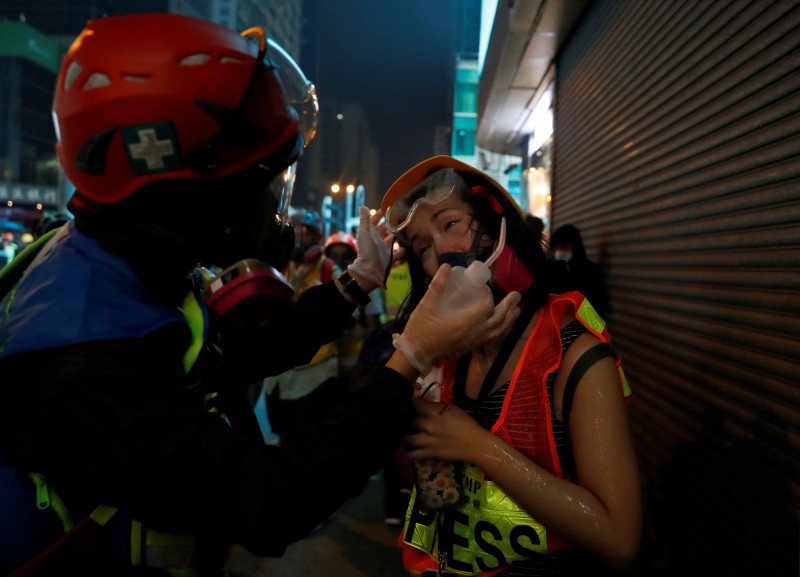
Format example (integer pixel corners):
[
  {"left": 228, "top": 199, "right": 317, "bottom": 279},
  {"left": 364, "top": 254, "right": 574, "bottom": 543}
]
[{"left": 384, "top": 167, "right": 459, "bottom": 236}]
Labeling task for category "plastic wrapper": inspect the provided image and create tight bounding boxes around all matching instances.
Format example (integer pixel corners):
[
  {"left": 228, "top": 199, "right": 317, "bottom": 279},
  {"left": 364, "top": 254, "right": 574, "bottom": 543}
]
[{"left": 412, "top": 369, "right": 467, "bottom": 512}]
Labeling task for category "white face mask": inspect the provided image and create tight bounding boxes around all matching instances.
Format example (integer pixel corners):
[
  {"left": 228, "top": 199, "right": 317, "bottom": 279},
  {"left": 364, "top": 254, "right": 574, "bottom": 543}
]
[{"left": 554, "top": 250, "right": 572, "bottom": 262}]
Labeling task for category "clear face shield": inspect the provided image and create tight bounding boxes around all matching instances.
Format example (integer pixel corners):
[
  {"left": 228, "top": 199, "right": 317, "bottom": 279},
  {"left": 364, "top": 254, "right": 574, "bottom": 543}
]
[
  {"left": 256, "top": 37, "right": 311, "bottom": 268},
  {"left": 233, "top": 29, "right": 316, "bottom": 229},
  {"left": 270, "top": 160, "right": 296, "bottom": 227},
  {"left": 200, "top": 32, "right": 317, "bottom": 322},
  {"left": 266, "top": 37, "right": 318, "bottom": 149}
]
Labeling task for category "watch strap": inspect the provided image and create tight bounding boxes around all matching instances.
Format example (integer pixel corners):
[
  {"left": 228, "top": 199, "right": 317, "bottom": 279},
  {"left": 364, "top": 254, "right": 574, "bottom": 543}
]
[{"left": 337, "top": 269, "right": 371, "bottom": 306}]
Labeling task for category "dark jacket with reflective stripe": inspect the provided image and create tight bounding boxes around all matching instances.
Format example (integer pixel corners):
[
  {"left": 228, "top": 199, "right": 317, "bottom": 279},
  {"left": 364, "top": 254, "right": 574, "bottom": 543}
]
[{"left": 0, "top": 224, "right": 414, "bottom": 572}]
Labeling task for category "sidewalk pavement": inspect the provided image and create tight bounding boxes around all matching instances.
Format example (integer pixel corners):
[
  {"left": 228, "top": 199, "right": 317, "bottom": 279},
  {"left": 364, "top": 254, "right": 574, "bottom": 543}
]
[
  {"left": 236, "top": 388, "right": 408, "bottom": 577},
  {"left": 228, "top": 472, "right": 408, "bottom": 577}
]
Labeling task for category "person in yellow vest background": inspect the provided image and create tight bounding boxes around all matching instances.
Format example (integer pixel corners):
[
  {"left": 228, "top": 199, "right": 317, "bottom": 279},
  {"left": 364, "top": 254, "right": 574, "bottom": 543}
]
[
  {"left": 383, "top": 245, "right": 411, "bottom": 323},
  {"left": 371, "top": 247, "right": 416, "bottom": 526},
  {"left": 324, "top": 231, "right": 385, "bottom": 382},
  {"left": 382, "top": 155, "right": 641, "bottom": 576},
  {"left": 262, "top": 209, "right": 343, "bottom": 443}
]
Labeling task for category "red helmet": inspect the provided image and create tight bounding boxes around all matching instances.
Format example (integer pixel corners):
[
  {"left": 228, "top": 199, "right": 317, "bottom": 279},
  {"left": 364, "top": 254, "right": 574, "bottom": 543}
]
[
  {"left": 325, "top": 231, "right": 358, "bottom": 255},
  {"left": 53, "top": 13, "right": 317, "bottom": 204}
]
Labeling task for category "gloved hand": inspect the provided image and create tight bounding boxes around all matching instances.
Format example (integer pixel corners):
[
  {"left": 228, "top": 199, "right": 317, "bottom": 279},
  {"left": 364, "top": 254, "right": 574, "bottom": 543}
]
[
  {"left": 347, "top": 206, "right": 393, "bottom": 291},
  {"left": 392, "top": 264, "right": 522, "bottom": 376}
]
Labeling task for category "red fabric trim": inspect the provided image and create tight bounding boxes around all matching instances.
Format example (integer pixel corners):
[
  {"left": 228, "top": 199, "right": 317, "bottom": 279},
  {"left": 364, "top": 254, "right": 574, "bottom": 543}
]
[{"left": 7, "top": 516, "right": 106, "bottom": 577}]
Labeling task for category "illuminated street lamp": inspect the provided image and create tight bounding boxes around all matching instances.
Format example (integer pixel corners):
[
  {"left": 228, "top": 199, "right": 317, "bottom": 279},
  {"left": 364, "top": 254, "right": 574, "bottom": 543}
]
[{"left": 328, "top": 182, "right": 365, "bottom": 234}]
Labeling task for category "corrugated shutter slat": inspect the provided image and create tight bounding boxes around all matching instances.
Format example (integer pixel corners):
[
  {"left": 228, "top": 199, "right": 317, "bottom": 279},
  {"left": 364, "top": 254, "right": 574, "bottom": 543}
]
[{"left": 552, "top": 0, "right": 800, "bottom": 574}]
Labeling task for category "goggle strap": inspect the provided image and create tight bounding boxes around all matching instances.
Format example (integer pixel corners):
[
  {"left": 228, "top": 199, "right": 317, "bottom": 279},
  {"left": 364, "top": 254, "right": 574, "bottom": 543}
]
[
  {"left": 468, "top": 222, "right": 485, "bottom": 260},
  {"left": 471, "top": 185, "right": 504, "bottom": 215}
]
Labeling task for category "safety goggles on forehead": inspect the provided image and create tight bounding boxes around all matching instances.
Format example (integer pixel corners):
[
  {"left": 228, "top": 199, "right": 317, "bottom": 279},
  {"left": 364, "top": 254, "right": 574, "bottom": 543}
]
[{"left": 384, "top": 167, "right": 460, "bottom": 236}]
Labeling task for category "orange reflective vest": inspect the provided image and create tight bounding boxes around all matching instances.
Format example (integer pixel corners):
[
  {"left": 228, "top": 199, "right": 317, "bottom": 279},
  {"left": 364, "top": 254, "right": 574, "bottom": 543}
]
[{"left": 401, "top": 292, "right": 630, "bottom": 576}]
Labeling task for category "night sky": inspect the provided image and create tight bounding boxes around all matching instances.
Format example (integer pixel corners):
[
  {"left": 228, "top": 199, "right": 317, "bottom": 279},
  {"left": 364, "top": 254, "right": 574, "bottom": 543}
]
[{"left": 300, "top": 0, "right": 461, "bottom": 198}]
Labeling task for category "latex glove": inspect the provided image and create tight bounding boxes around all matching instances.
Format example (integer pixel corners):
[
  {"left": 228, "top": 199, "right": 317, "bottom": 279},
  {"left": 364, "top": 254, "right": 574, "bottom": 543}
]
[
  {"left": 347, "top": 206, "right": 393, "bottom": 291},
  {"left": 392, "top": 263, "right": 522, "bottom": 375}
]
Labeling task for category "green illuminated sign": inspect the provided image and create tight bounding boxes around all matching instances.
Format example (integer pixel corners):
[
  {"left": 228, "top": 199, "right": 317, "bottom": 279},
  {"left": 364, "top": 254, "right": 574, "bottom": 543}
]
[{"left": 0, "top": 22, "right": 60, "bottom": 72}]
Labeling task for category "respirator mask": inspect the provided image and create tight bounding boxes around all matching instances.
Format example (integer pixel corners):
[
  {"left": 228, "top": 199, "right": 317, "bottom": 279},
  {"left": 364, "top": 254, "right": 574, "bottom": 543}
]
[
  {"left": 200, "top": 160, "right": 297, "bottom": 322},
  {"left": 437, "top": 217, "right": 534, "bottom": 296}
]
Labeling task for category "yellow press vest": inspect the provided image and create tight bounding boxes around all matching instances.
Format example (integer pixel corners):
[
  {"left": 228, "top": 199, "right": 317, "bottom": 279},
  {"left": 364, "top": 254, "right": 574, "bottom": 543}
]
[{"left": 401, "top": 292, "right": 630, "bottom": 576}]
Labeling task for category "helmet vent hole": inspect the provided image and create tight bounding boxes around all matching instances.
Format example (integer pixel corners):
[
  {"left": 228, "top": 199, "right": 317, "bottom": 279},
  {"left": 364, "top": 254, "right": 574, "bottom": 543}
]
[
  {"left": 180, "top": 53, "right": 212, "bottom": 66},
  {"left": 220, "top": 56, "right": 242, "bottom": 64},
  {"left": 123, "top": 75, "right": 149, "bottom": 83},
  {"left": 64, "top": 62, "right": 82, "bottom": 90},
  {"left": 83, "top": 73, "right": 111, "bottom": 90}
]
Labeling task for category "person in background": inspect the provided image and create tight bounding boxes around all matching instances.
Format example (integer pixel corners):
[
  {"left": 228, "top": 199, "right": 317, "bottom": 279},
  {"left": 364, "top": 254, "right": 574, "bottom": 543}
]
[
  {"left": 286, "top": 209, "right": 338, "bottom": 291},
  {"left": 549, "top": 223, "right": 610, "bottom": 318},
  {"left": 383, "top": 242, "right": 412, "bottom": 326},
  {"left": 1, "top": 232, "right": 18, "bottom": 267},
  {"left": 369, "top": 246, "right": 416, "bottom": 526},
  {"left": 382, "top": 155, "right": 641, "bottom": 576},
  {"left": 0, "top": 15, "right": 521, "bottom": 576},
  {"left": 324, "top": 230, "right": 385, "bottom": 382},
  {"left": 261, "top": 209, "right": 343, "bottom": 443},
  {"left": 525, "top": 213, "right": 545, "bottom": 242}
]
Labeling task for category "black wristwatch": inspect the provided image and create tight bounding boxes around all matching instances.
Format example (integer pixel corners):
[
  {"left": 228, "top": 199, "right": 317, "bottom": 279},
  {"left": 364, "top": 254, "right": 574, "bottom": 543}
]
[{"left": 337, "top": 269, "right": 371, "bottom": 306}]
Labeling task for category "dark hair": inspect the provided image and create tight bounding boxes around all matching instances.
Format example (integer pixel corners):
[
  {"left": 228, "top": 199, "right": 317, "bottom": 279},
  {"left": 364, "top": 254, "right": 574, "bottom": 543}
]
[{"left": 395, "top": 170, "right": 549, "bottom": 332}]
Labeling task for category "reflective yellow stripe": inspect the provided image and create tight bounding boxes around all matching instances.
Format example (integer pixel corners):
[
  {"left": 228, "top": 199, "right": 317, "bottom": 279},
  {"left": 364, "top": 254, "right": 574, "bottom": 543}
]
[
  {"left": 29, "top": 472, "right": 74, "bottom": 532},
  {"left": 146, "top": 527, "right": 196, "bottom": 576},
  {"left": 29, "top": 472, "right": 49, "bottom": 510},
  {"left": 575, "top": 296, "right": 631, "bottom": 398},
  {"left": 180, "top": 290, "right": 205, "bottom": 374},
  {"left": 131, "top": 519, "right": 144, "bottom": 565},
  {"left": 295, "top": 340, "right": 337, "bottom": 369},
  {"left": 576, "top": 298, "right": 606, "bottom": 334},
  {"left": 89, "top": 504, "right": 117, "bottom": 526},
  {"left": 147, "top": 529, "right": 195, "bottom": 546},
  {"left": 619, "top": 366, "right": 632, "bottom": 397},
  {"left": 167, "top": 569, "right": 197, "bottom": 577}
]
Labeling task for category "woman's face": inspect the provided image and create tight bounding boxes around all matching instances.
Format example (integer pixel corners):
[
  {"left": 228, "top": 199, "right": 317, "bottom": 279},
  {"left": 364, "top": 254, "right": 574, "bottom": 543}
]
[{"left": 401, "top": 195, "right": 479, "bottom": 278}]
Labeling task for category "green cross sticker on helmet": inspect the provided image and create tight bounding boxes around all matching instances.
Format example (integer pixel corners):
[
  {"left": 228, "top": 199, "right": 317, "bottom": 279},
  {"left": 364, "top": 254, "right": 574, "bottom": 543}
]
[{"left": 120, "top": 123, "right": 183, "bottom": 175}]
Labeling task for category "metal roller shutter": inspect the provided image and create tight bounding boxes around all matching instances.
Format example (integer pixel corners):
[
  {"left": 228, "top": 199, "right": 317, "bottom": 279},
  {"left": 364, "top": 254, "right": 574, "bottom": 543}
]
[{"left": 551, "top": 1, "right": 800, "bottom": 575}]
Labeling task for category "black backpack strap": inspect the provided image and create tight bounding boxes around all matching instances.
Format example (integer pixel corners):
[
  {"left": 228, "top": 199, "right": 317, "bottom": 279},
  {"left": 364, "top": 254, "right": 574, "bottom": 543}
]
[{"left": 562, "top": 342, "right": 616, "bottom": 429}]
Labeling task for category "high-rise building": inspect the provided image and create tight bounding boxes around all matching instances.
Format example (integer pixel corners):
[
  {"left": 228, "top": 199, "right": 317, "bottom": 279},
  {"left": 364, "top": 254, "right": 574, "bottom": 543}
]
[
  {"left": 450, "top": 0, "right": 524, "bottom": 210},
  {"left": 0, "top": 1, "right": 170, "bottom": 227},
  {"left": 292, "top": 0, "right": 379, "bottom": 221},
  {"left": 172, "top": 0, "right": 303, "bottom": 60}
]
